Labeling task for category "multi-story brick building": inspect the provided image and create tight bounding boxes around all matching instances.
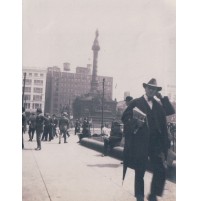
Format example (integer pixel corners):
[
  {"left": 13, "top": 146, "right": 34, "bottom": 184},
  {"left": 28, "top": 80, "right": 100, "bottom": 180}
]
[
  {"left": 22, "top": 67, "right": 47, "bottom": 113},
  {"left": 44, "top": 65, "right": 113, "bottom": 115}
]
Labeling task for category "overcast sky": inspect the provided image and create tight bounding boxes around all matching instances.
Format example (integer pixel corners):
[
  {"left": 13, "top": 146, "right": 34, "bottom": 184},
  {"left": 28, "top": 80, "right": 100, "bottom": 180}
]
[{"left": 22, "top": 0, "right": 175, "bottom": 100}]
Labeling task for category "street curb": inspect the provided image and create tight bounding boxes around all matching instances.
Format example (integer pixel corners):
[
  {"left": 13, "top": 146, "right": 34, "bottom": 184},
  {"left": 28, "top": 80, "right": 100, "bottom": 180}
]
[
  {"left": 80, "top": 137, "right": 123, "bottom": 159},
  {"left": 80, "top": 137, "right": 176, "bottom": 183}
]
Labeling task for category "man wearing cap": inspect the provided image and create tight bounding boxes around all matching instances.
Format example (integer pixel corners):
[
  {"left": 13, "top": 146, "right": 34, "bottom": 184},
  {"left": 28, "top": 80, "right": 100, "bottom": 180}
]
[{"left": 122, "top": 78, "right": 175, "bottom": 201}]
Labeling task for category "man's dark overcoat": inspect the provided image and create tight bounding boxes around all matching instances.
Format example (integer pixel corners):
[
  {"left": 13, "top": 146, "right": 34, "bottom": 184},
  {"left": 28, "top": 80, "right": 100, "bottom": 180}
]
[{"left": 122, "top": 96, "right": 175, "bottom": 169}]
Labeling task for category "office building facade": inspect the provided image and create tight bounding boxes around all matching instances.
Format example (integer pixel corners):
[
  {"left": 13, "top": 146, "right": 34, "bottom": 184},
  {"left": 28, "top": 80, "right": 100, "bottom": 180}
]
[{"left": 22, "top": 67, "right": 47, "bottom": 113}]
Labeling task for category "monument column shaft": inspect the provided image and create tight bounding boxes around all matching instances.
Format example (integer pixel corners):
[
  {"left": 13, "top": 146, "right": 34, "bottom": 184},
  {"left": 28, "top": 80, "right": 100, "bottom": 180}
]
[
  {"left": 92, "top": 51, "right": 98, "bottom": 82},
  {"left": 90, "top": 30, "right": 100, "bottom": 94}
]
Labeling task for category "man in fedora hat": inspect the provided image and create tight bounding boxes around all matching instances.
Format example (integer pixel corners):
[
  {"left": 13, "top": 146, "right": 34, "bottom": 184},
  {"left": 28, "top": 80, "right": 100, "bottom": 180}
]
[{"left": 122, "top": 78, "right": 175, "bottom": 201}]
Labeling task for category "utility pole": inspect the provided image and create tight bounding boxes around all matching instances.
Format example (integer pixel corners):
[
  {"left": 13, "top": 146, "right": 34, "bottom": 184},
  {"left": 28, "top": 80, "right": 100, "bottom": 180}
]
[
  {"left": 22, "top": 72, "right": 26, "bottom": 107},
  {"left": 101, "top": 78, "right": 105, "bottom": 133}
]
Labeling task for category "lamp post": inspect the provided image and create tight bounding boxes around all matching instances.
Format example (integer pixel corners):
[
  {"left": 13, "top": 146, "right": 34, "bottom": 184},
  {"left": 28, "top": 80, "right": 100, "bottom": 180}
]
[
  {"left": 101, "top": 78, "right": 105, "bottom": 134},
  {"left": 22, "top": 72, "right": 26, "bottom": 107}
]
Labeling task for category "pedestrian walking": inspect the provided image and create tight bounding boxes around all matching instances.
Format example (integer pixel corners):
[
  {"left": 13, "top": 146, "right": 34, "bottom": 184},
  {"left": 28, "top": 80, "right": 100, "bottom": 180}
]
[
  {"left": 35, "top": 108, "right": 47, "bottom": 150},
  {"left": 51, "top": 114, "right": 58, "bottom": 138},
  {"left": 59, "top": 112, "right": 69, "bottom": 144},
  {"left": 122, "top": 78, "right": 175, "bottom": 201},
  {"left": 28, "top": 112, "right": 36, "bottom": 141}
]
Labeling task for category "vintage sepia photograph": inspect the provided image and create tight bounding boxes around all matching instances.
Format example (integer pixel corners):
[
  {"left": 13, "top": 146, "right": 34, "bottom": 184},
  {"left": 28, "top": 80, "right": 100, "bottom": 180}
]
[{"left": 22, "top": 0, "right": 176, "bottom": 201}]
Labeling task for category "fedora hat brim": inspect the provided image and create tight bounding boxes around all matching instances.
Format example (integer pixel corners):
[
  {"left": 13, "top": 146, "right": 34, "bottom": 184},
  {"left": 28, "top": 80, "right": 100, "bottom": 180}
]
[{"left": 143, "top": 83, "right": 162, "bottom": 91}]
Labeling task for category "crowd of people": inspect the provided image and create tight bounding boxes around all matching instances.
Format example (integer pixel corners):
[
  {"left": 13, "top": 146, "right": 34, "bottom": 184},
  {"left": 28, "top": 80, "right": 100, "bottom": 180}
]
[{"left": 22, "top": 109, "right": 93, "bottom": 150}]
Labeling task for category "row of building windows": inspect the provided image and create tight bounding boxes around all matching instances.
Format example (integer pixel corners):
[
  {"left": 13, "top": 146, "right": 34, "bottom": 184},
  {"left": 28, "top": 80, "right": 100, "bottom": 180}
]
[
  {"left": 27, "top": 73, "right": 44, "bottom": 77},
  {"left": 59, "top": 85, "right": 90, "bottom": 89},
  {"left": 33, "top": 95, "right": 42, "bottom": 101},
  {"left": 23, "top": 87, "right": 43, "bottom": 93},
  {"left": 24, "top": 94, "right": 43, "bottom": 101},
  {"left": 24, "top": 79, "right": 44, "bottom": 85},
  {"left": 24, "top": 103, "right": 42, "bottom": 109},
  {"left": 34, "top": 88, "right": 43, "bottom": 93},
  {"left": 34, "top": 80, "right": 43, "bottom": 85},
  {"left": 60, "top": 72, "right": 112, "bottom": 81},
  {"left": 60, "top": 79, "right": 91, "bottom": 83},
  {"left": 57, "top": 83, "right": 112, "bottom": 88},
  {"left": 53, "top": 77, "right": 112, "bottom": 87}
]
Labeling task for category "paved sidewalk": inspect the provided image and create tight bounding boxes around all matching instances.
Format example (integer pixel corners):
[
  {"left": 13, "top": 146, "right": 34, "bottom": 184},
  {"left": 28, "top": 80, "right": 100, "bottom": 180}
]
[{"left": 22, "top": 130, "right": 176, "bottom": 201}]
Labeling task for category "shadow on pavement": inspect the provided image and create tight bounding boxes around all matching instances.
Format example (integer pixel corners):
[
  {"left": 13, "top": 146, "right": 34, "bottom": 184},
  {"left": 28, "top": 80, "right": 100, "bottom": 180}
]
[
  {"left": 22, "top": 148, "right": 35, "bottom": 151},
  {"left": 87, "top": 164, "right": 121, "bottom": 168}
]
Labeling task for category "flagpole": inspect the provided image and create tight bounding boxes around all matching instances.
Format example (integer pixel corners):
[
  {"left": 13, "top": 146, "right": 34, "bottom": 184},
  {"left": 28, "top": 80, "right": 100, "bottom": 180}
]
[
  {"left": 22, "top": 72, "right": 26, "bottom": 107},
  {"left": 114, "top": 83, "right": 117, "bottom": 100},
  {"left": 101, "top": 78, "right": 105, "bottom": 134}
]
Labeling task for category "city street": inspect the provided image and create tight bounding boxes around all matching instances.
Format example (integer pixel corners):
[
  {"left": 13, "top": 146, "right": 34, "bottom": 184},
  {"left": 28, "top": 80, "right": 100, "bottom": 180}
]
[{"left": 22, "top": 129, "right": 176, "bottom": 201}]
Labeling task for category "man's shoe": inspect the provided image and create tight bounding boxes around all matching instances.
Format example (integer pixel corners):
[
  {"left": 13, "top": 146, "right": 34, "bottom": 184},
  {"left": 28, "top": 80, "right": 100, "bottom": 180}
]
[
  {"left": 147, "top": 194, "right": 158, "bottom": 201},
  {"left": 136, "top": 195, "right": 144, "bottom": 201}
]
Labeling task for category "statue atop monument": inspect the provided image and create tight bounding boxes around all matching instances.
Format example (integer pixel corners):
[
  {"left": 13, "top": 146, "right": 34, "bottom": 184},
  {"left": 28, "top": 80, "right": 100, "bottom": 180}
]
[{"left": 92, "top": 29, "right": 100, "bottom": 51}]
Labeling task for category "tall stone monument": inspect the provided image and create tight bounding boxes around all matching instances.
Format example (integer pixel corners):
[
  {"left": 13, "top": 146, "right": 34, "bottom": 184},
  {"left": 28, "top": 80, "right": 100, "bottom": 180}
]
[
  {"left": 73, "top": 30, "right": 117, "bottom": 125},
  {"left": 90, "top": 30, "right": 100, "bottom": 95}
]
